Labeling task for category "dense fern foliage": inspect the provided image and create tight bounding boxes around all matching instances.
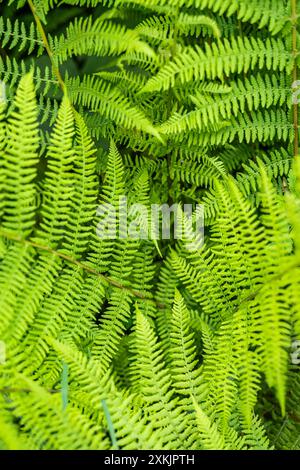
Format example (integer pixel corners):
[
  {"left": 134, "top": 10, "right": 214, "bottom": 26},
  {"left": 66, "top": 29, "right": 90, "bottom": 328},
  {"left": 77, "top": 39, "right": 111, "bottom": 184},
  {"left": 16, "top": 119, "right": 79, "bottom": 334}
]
[{"left": 0, "top": 0, "right": 300, "bottom": 450}]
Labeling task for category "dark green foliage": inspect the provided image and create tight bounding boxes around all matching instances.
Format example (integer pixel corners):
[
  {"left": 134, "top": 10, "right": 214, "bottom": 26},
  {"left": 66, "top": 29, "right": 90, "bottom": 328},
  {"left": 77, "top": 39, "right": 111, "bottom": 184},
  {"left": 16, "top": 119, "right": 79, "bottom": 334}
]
[{"left": 0, "top": 0, "right": 300, "bottom": 450}]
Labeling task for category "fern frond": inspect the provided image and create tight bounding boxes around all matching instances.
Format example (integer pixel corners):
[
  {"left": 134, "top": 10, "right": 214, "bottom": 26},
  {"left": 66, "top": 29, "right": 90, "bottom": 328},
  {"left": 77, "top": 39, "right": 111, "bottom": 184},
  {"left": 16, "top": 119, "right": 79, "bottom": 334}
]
[
  {"left": 0, "top": 56, "right": 56, "bottom": 93},
  {"left": 2, "top": 72, "right": 39, "bottom": 235},
  {"left": 160, "top": 73, "right": 289, "bottom": 134},
  {"left": 37, "top": 94, "right": 76, "bottom": 245},
  {"left": 66, "top": 76, "right": 161, "bottom": 140},
  {"left": 0, "top": 244, "right": 34, "bottom": 337},
  {"left": 2, "top": 253, "right": 61, "bottom": 343},
  {"left": 7, "top": 373, "right": 108, "bottom": 449},
  {"left": 194, "top": 0, "right": 289, "bottom": 35},
  {"left": 93, "top": 290, "right": 133, "bottom": 373},
  {"left": 0, "top": 410, "right": 32, "bottom": 450},
  {"left": 0, "top": 17, "right": 44, "bottom": 55},
  {"left": 52, "top": 17, "right": 156, "bottom": 64},
  {"left": 192, "top": 398, "right": 225, "bottom": 450},
  {"left": 23, "top": 266, "right": 84, "bottom": 370},
  {"left": 169, "top": 290, "right": 205, "bottom": 404},
  {"left": 0, "top": 0, "right": 299, "bottom": 451},
  {"left": 130, "top": 309, "right": 189, "bottom": 448},
  {"left": 141, "top": 37, "right": 291, "bottom": 93},
  {"left": 62, "top": 111, "right": 98, "bottom": 257}
]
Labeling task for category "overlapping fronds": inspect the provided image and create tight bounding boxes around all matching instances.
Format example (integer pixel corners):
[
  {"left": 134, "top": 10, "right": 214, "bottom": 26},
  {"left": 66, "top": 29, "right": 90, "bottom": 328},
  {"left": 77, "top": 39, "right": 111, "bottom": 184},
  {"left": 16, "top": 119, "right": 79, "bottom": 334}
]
[{"left": 0, "top": 0, "right": 299, "bottom": 451}]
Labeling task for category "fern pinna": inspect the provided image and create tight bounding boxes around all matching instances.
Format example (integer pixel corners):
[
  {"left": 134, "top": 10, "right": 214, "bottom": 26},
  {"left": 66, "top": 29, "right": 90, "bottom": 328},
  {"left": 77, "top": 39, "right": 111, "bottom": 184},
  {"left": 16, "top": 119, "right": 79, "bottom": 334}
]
[{"left": 0, "top": 0, "right": 300, "bottom": 451}]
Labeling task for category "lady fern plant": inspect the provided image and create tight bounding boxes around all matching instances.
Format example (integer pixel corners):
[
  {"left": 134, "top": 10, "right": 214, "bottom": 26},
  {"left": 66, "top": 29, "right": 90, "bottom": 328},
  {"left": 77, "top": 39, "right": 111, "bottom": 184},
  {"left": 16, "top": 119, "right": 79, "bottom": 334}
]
[
  {"left": 0, "top": 0, "right": 298, "bottom": 205},
  {"left": 0, "top": 0, "right": 300, "bottom": 451}
]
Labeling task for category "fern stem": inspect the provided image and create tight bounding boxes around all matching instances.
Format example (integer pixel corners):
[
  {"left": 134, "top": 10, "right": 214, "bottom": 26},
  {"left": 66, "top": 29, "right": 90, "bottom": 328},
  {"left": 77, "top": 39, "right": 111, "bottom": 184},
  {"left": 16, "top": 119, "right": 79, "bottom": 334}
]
[
  {"left": 0, "top": 228, "right": 165, "bottom": 309},
  {"left": 2, "top": 223, "right": 298, "bottom": 311},
  {"left": 27, "top": 0, "right": 65, "bottom": 92},
  {"left": 292, "top": 0, "right": 299, "bottom": 156},
  {"left": 0, "top": 387, "right": 59, "bottom": 394}
]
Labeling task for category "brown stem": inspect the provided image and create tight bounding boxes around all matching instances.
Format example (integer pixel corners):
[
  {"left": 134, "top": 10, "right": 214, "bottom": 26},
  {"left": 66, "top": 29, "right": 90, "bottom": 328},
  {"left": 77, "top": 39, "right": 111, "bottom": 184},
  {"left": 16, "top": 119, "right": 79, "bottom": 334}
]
[
  {"left": 5, "top": 5, "right": 165, "bottom": 310},
  {"left": 0, "top": 228, "right": 165, "bottom": 309},
  {"left": 27, "top": 0, "right": 65, "bottom": 92},
  {"left": 0, "top": 387, "right": 59, "bottom": 394}
]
